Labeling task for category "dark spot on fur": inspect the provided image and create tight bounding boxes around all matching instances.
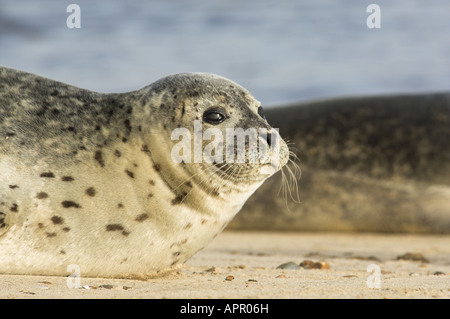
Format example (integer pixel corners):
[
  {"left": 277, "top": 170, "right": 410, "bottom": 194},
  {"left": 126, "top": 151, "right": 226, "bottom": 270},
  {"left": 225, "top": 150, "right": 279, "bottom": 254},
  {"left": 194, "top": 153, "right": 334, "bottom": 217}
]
[
  {"left": 184, "top": 222, "right": 193, "bottom": 229},
  {"left": 0, "top": 212, "right": 6, "bottom": 228},
  {"left": 153, "top": 164, "right": 161, "bottom": 171},
  {"left": 46, "top": 232, "right": 57, "bottom": 237},
  {"left": 127, "top": 106, "right": 133, "bottom": 114},
  {"left": 6, "top": 132, "right": 16, "bottom": 137},
  {"left": 211, "top": 190, "right": 220, "bottom": 197},
  {"left": 201, "top": 219, "right": 207, "bottom": 225},
  {"left": 172, "top": 251, "right": 181, "bottom": 257},
  {"left": 51, "top": 216, "right": 64, "bottom": 225},
  {"left": 171, "top": 195, "right": 183, "bottom": 205},
  {"left": 62, "top": 201, "right": 81, "bottom": 208},
  {"left": 60, "top": 250, "right": 66, "bottom": 254},
  {"left": 181, "top": 102, "right": 185, "bottom": 116},
  {"left": 36, "top": 107, "right": 46, "bottom": 117},
  {"left": 114, "top": 150, "right": 121, "bottom": 157},
  {"left": 10, "top": 204, "right": 18, "bottom": 212},
  {"left": 62, "top": 176, "right": 74, "bottom": 182},
  {"left": 105, "top": 224, "right": 130, "bottom": 236},
  {"left": 95, "top": 125, "right": 101, "bottom": 131},
  {"left": 94, "top": 150, "right": 105, "bottom": 167},
  {"left": 36, "top": 192, "right": 49, "bottom": 199},
  {"left": 85, "top": 187, "right": 96, "bottom": 197},
  {"left": 149, "top": 180, "right": 155, "bottom": 186},
  {"left": 147, "top": 193, "right": 154, "bottom": 199},
  {"left": 38, "top": 223, "right": 44, "bottom": 229},
  {"left": 63, "top": 227, "right": 71, "bottom": 232},
  {"left": 171, "top": 192, "right": 187, "bottom": 205},
  {"left": 106, "top": 224, "right": 124, "bottom": 231},
  {"left": 125, "top": 170, "right": 134, "bottom": 178},
  {"left": 117, "top": 203, "right": 124, "bottom": 208},
  {"left": 67, "top": 126, "right": 76, "bottom": 133},
  {"left": 40, "top": 172, "right": 55, "bottom": 178},
  {"left": 79, "top": 146, "right": 87, "bottom": 151},
  {"left": 171, "top": 260, "right": 179, "bottom": 266},
  {"left": 50, "top": 89, "right": 59, "bottom": 96},
  {"left": 141, "top": 144, "right": 150, "bottom": 153},
  {"left": 185, "top": 181, "right": 193, "bottom": 188},
  {"left": 124, "top": 119, "right": 132, "bottom": 132},
  {"left": 160, "top": 103, "right": 165, "bottom": 108},
  {"left": 9, "top": 185, "right": 18, "bottom": 189},
  {"left": 122, "top": 137, "right": 128, "bottom": 143},
  {"left": 135, "top": 213, "right": 149, "bottom": 222}
]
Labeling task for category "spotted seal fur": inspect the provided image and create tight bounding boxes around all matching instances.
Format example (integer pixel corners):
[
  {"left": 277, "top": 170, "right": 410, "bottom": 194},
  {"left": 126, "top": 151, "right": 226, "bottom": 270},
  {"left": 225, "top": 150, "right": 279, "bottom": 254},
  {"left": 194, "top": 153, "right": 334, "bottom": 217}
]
[{"left": 0, "top": 66, "right": 289, "bottom": 278}]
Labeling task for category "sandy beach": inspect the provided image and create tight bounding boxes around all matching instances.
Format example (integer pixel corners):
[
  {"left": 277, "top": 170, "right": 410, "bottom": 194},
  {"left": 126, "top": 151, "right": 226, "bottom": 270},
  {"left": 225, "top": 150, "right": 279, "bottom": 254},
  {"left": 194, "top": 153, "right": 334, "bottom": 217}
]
[{"left": 0, "top": 230, "right": 448, "bottom": 299}]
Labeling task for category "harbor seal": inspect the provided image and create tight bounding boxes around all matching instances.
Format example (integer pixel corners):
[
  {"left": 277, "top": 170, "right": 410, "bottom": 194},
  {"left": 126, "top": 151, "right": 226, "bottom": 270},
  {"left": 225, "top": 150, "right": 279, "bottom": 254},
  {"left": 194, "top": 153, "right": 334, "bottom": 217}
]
[
  {"left": 230, "top": 93, "right": 450, "bottom": 233},
  {"left": 0, "top": 66, "right": 289, "bottom": 278}
]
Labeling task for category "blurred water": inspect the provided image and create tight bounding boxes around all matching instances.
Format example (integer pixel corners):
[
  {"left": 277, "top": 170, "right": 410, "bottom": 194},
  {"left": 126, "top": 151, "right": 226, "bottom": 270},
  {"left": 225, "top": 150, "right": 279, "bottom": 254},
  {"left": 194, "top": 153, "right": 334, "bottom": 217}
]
[{"left": 0, "top": 0, "right": 449, "bottom": 105}]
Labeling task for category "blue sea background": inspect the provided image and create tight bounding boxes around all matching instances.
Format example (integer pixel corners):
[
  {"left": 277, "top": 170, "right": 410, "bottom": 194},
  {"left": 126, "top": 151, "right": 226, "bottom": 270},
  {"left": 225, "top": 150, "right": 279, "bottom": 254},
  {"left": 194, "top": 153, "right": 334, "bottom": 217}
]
[{"left": 0, "top": 0, "right": 449, "bottom": 106}]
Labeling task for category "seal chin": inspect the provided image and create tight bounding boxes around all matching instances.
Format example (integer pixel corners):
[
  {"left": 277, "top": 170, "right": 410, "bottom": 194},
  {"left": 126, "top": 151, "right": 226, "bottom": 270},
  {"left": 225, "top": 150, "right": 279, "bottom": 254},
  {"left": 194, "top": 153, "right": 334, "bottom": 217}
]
[{"left": 259, "top": 163, "right": 282, "bottom": 176}]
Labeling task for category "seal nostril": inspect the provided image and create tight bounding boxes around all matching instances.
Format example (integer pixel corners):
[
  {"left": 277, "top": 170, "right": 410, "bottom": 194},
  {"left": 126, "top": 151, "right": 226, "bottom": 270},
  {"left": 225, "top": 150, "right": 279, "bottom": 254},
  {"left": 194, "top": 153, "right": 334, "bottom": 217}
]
[{"left": 266, "top": 132, "right": 272, "bottom": 147}]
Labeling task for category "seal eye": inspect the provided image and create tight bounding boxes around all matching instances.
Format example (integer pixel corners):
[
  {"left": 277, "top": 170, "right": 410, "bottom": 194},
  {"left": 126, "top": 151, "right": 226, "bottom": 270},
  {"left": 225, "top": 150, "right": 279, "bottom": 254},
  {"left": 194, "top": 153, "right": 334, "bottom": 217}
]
[{"left": 203, "top": 108, "right": 227, "bottom": 125}]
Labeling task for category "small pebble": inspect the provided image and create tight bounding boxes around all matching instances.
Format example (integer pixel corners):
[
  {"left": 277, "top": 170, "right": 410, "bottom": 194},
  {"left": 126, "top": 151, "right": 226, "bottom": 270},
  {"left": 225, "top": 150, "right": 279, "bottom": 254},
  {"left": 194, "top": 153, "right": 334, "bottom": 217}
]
[
  {"left": 299, "top": 260, "right": 315, "bottom": 269},
  {"left": 276, "top": 275, "right": 287, "bottom": 279},
  {"left": 276, "top": 261, "right": 300, "bottom": 270},
  {"left": 433, "top": 271, "right": 446, "bottom": 276},
  {"left": 225, "top": 275, "right": 234, "bottom": 281},
  {"left": 99, "top": 284, "right": 114, "bottom": 289},
  {"left": 314, "top": 261, "right": 330, "bottom": 269},
  {"left": 300, "top": 260, "right": 330, "bottom": 270}
]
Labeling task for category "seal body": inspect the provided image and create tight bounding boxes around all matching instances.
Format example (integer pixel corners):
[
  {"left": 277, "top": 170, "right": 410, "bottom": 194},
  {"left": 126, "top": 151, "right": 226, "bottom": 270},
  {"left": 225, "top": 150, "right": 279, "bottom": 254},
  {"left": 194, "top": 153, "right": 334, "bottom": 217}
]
[
  {"left": 231, "top": 94, "right": 450, "bottom": 233},
  {"left": 0, "top": 66, "right": 288, "bottom": 278}
]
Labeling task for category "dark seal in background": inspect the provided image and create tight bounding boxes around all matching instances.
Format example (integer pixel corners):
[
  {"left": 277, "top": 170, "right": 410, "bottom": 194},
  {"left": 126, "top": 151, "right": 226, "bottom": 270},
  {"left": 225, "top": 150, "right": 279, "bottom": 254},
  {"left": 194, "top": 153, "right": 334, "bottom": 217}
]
[{"left": 229, "top": 93, "right": 450, "bottom": 233}]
